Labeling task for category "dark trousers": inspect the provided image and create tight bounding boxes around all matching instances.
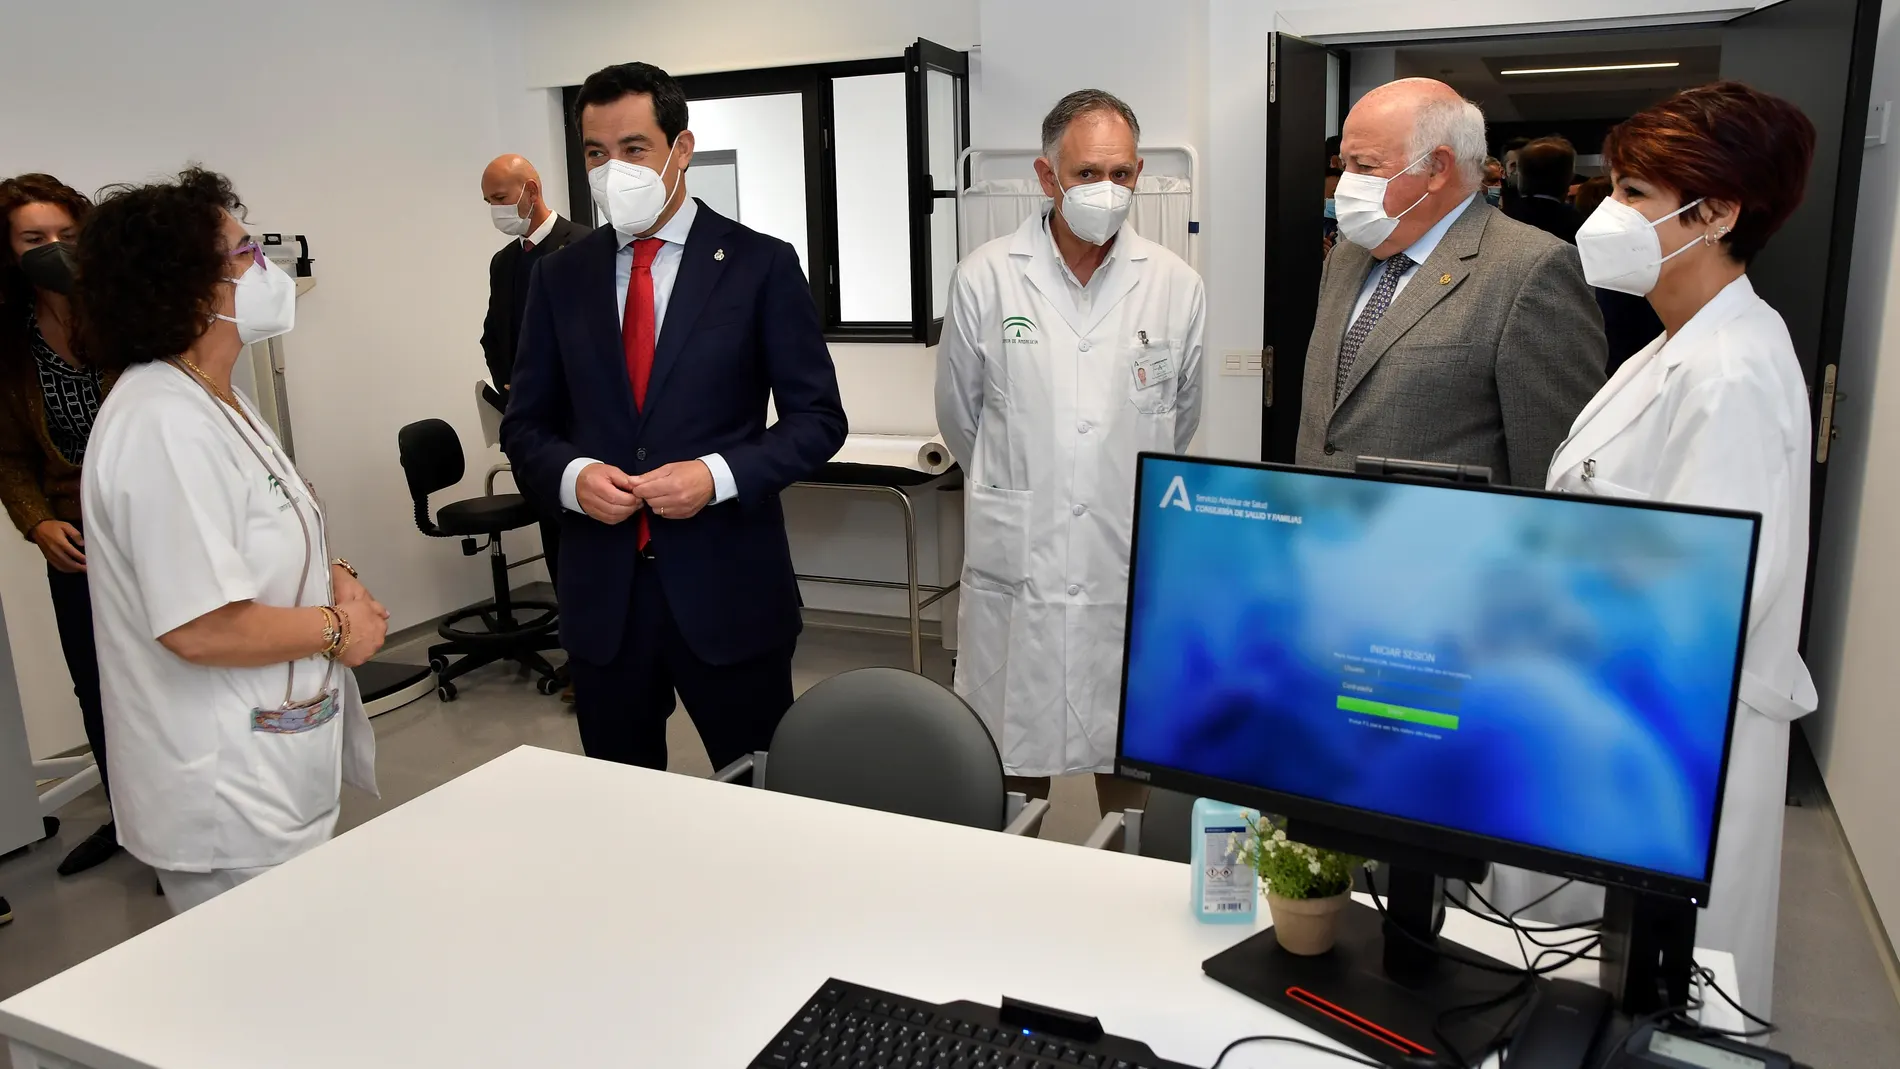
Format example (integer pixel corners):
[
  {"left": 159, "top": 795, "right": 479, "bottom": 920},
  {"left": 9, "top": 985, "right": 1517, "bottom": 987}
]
[
  {"left": 46, "top": 565, "right": 108, "bottom": 803},
  {"left": 568, "top": 562, "right": 793, "bottom": 772},
  {"left": 538, "top": 518, "right": 561, "bottom": 587}
]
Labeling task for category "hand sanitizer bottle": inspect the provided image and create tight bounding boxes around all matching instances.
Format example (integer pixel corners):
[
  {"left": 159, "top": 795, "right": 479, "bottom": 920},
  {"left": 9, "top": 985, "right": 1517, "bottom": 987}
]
[{"left": 1191, "top": 798, "right": 1258, "bottom": 924}]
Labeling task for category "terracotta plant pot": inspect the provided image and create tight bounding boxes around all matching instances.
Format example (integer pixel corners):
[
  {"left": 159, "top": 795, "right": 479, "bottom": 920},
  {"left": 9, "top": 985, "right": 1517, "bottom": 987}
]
[{"left": 1267, "top": 890, "right": 1351, "bottom": 956}]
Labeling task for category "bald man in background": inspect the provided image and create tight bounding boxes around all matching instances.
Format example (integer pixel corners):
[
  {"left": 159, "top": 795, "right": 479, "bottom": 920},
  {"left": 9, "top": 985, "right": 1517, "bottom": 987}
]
[
  {"left": 481, "top": 156, "right": 589, "bottom": 690},
  {"left": 482, "top": 155, "right": 590, "bottom": 398}
]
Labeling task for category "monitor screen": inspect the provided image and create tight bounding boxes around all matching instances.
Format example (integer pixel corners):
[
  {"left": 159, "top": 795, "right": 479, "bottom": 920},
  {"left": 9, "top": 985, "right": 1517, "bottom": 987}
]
[{"left": 1118, "top": 456, "right": 1758, "bottom": 892}]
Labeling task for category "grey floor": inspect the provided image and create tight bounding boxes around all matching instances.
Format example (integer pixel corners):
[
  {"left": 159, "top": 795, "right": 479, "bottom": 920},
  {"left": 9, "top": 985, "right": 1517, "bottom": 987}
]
[{"left": 2, "top": 626, "right": 1896, "bottom": 1069}]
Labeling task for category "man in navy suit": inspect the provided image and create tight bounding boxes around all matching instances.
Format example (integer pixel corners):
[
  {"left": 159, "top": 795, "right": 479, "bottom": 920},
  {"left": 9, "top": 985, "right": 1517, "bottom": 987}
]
[{"left": 501, "top": 62, "right": 847, "bottom": 771}]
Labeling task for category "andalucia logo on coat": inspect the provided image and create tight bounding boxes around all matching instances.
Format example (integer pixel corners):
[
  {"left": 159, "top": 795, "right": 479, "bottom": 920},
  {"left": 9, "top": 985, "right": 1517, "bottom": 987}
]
[{"left": 1002, "top": 316, "right": 1039, "bottom": 344}]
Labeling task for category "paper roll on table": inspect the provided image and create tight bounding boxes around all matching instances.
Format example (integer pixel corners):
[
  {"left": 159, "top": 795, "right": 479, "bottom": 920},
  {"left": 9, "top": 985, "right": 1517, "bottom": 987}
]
[{"left": 830, "top": 434, "right": 955, "bottom": 475}]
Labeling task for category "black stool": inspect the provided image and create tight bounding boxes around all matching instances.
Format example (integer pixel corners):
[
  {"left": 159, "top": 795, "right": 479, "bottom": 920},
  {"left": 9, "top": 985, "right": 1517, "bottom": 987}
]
[{"left": 396, "top": 418, "right": 561, "bottom": 702}]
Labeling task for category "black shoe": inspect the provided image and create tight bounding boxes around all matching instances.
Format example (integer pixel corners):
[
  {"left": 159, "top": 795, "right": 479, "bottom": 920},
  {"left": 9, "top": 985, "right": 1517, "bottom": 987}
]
[
  {"left": 0, "top": 895, "right": 11, "bottom": 926},
  {"left": 57, "top": 823, "right": 121, "bottom": 877}
]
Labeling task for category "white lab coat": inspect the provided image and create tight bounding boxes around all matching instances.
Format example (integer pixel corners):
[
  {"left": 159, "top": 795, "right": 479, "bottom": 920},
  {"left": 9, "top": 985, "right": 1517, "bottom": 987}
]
[
  {"left": 1486, "top": 275, "right": 1813, "bottom": 1021},
  {"left": 83, "top": 362, "right": 377, "bottom": 877},
  {"left": 936, "top": 213, "right": 1206, "bottom": 776}
]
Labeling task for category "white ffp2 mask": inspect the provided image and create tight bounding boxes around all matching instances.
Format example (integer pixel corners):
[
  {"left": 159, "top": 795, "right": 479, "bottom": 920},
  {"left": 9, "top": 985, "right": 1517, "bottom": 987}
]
[
  {"left": 1576, "top": 196, "right": 1708, "bottom": 296},
  {"left": 215, "top": 258, "right": 297, "bottom": 345},
  {"left": 589, "top": 147, "right": 679, "bottom": 239},
  {"left": 491, "top": 193, "right": 533, "bottom": 238},
  {"left": 1059, "top": 180, "right": 1133, "bottom": 245},
  {"left": 1333, "top": 150, "right": 1434, "bottom": 250}
]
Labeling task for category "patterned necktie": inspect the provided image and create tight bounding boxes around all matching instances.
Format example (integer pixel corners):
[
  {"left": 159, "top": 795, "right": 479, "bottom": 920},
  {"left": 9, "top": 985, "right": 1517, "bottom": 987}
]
[
  {"left": 1335, "top": 252, "right": 1415, "bottom": 404},
  {"left": 623, "top": 237, "right": 664, "bottom": 549}
]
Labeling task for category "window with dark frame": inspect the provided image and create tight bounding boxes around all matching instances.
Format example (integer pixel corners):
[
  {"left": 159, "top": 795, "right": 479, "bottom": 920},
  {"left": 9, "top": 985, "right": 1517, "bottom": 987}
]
[{"left": 561, "top": 40, "right": 970, "bottom": 345}]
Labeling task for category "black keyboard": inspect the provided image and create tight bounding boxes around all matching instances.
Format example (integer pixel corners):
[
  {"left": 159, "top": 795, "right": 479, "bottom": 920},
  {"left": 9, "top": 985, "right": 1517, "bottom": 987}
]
[{"left": 750, "top": 978, "right": 1199, "bottom": 1069}]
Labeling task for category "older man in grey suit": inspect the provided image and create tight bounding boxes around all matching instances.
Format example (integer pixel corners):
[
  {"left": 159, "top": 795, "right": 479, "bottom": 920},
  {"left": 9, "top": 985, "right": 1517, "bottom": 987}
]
[{"left": 1298, "top": 79, "right": 1604, "bottom": 487}]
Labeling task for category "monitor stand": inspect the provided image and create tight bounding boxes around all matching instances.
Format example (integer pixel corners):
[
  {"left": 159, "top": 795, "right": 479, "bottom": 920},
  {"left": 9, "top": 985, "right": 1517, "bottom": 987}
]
[{"left": 1203, "top": 865, "right": 1534, "bottom": 1067}]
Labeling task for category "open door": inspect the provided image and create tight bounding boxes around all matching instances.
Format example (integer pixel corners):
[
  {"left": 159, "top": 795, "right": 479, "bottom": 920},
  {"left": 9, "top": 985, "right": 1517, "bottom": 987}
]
[
  {"left": 1719, "top": 0, "right": 1883, "bottom": 646},
  {"left": 1262, "top": 32, "right": 1334, "bottom": 462},
  {"left": 905, "top": 38, "right": 971, "bottom": 346}
]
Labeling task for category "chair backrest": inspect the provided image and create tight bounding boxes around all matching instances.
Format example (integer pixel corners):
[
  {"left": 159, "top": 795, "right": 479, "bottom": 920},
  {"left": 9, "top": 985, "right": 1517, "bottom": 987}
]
[
  {"left": 1138, "top": 787, "right": 1195, "bottom": 863},
  {"left": 763, "top": 668, "right": 1005, "bottom": 830},
  {"left": 396, "top": 418, "right": 465, "bottom": 537}
]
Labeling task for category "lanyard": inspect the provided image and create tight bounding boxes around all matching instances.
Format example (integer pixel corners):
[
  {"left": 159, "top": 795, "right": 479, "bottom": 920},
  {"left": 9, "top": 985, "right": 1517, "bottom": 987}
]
[{"left": 171, "top": 362, "right": 335, "bottom": 707}]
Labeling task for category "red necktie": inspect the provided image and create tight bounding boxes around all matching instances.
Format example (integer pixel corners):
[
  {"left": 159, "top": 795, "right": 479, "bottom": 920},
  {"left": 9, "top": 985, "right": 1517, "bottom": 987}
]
[
  {"left": 522, "top": 238, "right": 534, "bottom": 252},
  {"left": 623, "top": 238, "right": 663, "bottom": 548}
]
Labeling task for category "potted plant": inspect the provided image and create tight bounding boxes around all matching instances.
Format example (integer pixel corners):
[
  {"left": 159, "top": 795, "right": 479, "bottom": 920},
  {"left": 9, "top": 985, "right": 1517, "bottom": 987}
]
[{"left": 1235, "top": 813, "right": 1368, "bottom": 956}]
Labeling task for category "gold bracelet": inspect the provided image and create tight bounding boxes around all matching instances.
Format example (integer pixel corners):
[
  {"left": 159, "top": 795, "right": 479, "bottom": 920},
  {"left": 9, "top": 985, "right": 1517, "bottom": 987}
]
[
  {"left": 331, "top": 558, "right": 359, "bottom": 579},
  {"left": 318, "top": 606, "right": 343, "bottom": 660},
  {"left": 334, "top": 604, "right": 353, "bottom": 661}
]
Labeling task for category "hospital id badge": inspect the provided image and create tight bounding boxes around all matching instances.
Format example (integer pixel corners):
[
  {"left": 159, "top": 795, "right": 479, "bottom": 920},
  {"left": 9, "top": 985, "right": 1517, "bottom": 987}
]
[
  {"left": 1132, "top": 350, "right": 1173, "bottom": 391},
  {"left": 253, "top": 688, "right": 340, "bottom": 734}
]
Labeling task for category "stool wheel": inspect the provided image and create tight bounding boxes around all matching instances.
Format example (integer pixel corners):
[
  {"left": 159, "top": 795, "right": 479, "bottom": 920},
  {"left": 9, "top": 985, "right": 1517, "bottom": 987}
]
[
  {"left": 536, "top": 676, "right": 563, "bottom": 696},
  {"left": 436, "top": 682, "right": 459, "bottom": 703}
]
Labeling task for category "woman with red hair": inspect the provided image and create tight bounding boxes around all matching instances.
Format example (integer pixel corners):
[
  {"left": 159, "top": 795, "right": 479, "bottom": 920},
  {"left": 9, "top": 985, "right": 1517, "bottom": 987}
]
[{"left": 1495, "top": 82, "right": 1818, "bottom": 1021}]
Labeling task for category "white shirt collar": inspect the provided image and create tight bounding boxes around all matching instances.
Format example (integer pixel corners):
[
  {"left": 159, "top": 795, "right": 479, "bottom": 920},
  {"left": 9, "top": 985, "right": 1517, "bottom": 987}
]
[
  {"left": 618, "top": 196, "right": 698, "bottom": 250},
  {"left": 1390, "top": 193, "right": 1478, "bottom": 266},
  {"left": 524, "top": 211, "right": 560, "bottom": 249},
  {"left": 1042, "top": 209, "right": 1119, "bottom": 289}
]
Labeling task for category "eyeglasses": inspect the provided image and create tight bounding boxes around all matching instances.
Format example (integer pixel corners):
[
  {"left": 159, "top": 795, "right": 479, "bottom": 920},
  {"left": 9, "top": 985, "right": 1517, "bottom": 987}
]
[{"left": 230, "top": 240, "right": 267, "bottom": 272}]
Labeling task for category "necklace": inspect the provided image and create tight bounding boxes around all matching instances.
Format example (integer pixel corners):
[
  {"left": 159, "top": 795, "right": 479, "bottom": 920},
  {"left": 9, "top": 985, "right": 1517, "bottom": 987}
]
[{"left": 175, "top": 357, "right": 240, "bottom": 409}]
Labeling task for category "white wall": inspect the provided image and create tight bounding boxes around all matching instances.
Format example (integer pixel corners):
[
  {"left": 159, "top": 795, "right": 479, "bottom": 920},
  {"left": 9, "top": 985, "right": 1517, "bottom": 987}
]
[
  {"left": 0, "top": 0, "right": 554, "bottom": 755},
  {"left": 1346, "top": 48, "right": 1398, "bottom": 108},
  {"left": 521, "top": 0, "right": 978, "bottom": 86},
  {"left": 1802, "top": 2, "right": 1900, "bottom": 945}
]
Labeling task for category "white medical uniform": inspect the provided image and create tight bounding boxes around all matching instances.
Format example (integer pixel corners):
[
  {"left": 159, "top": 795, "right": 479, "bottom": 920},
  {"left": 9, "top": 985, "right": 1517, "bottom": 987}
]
[
  {"left": 1486, "top": 275, "right": 1813, "bottom": 1021},
  {"left": 936, "top": 212, "right": 1205, "bottom": 776},
  {"left": 83, "top": 362, "right": 375, "bottom": 910}
]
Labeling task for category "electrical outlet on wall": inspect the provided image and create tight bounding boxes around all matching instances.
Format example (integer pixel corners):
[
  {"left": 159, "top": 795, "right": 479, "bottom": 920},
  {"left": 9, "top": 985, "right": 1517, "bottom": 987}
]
[{"left": 1223, "top": 350, "right": 1265, "bottom": 376}]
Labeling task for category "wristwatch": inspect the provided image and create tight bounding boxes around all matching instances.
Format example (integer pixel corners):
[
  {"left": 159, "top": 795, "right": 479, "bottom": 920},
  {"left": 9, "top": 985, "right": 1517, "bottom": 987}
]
[{"left": 331, "top": 558, "right": 359, "bottom": 579}]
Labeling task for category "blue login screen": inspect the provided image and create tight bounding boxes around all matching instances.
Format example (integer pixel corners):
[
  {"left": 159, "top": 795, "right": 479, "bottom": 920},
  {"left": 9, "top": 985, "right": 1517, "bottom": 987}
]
[{"left": 1120, "top": 458, "right": 1756, "bottom": 882}]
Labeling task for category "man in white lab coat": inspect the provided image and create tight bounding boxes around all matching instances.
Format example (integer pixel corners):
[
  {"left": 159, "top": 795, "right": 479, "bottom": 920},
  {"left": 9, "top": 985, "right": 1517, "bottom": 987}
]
[{"left": 936, "top": 90, "right": 1205, "bottom": 814}]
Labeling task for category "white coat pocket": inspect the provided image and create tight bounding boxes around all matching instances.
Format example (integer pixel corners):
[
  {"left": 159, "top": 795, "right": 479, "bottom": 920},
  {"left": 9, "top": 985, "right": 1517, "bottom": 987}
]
[
  {"left": 246, "top": 716, "right": 344, "bottom": 831},
  {"left": 963, "top": 483, "right": 1033, "bottom": 593},
  {"left": 1128, "top": 340, "right": 1180, "bottom": 414}
]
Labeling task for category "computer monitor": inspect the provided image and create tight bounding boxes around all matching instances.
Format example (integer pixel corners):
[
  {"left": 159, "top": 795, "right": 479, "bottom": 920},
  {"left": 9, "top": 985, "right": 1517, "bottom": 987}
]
[{"left": 1115, "top": 455, "right": 1760, "bottom": 1063}]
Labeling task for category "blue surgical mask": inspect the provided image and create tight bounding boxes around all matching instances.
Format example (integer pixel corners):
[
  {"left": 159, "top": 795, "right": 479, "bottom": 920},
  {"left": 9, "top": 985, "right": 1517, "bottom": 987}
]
[
  {"left": 1323, "top": 198, "right": 1337, "bottom": 220},
  {"left": 1484, "top": 187, "right": 1503, "bottom": 206}
]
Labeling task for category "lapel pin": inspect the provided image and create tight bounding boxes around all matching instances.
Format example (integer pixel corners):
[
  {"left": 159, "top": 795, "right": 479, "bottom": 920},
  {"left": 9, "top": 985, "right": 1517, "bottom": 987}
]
[
  {"left": 714, "top": 248, "right": 726, "bottom": 261},
  {"left": 1438, "top": 273, "right": 1453, "bottom": 285}
]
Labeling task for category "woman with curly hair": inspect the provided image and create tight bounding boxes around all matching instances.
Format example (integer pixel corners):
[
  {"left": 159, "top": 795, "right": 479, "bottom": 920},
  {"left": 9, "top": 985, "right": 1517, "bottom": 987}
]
[
  {"left": 0, "top": 173, "right": 122, "bottom": 876},
  {"left": 77, "top": 167, "right": 388, "bottom": 912}
]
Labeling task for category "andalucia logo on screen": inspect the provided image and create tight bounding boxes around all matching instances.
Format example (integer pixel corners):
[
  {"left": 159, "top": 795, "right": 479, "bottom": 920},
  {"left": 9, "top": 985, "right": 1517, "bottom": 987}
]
[{"left": 1002, "top": 316, "right": 1039, "bottom": 344}]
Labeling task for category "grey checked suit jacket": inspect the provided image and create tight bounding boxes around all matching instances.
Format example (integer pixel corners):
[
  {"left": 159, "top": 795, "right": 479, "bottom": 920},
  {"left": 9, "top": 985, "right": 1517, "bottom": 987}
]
[{"left": 1295, "top": 200, "right": 1607, "bottom": 487}]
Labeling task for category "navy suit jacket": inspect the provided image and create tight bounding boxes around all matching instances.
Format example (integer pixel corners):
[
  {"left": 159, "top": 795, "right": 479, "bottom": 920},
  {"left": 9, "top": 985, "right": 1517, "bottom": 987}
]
[{"left": 500, "top": 202, "right": 847, "bottom": 667}]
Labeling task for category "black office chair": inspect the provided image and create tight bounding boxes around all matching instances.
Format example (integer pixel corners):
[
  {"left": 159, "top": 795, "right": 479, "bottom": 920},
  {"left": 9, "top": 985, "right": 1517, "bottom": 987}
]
[
  {"left": 396, "top": 418, "right": 560, "bottom": 702},
  {"left": 713, "top": 667, "right": 1048, "bottom": 835}
]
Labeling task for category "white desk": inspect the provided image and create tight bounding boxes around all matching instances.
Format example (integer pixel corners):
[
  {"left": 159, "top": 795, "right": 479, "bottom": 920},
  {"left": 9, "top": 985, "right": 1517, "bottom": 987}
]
[{"left": 0, "top": 746, "right": 1740, "bottom": 1069}]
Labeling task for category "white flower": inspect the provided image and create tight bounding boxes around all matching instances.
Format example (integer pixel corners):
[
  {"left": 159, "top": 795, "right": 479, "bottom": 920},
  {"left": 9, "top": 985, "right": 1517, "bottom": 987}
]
[
  {"left": 1272, "top": 829, "right": 1287, "bottom": 842},
  {"left": 1309, "top": 860, "right": 1323, "bottom": 875}
]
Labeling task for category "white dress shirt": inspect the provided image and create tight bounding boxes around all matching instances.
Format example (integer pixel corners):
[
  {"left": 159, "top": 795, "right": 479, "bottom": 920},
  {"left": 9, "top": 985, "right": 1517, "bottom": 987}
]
[
  {"left": 1349, "top": 193, "right": 1480, "bottom": 325},
  {"left": 559, "top": 197, "right": 738, "bottom": 513},
  {"left": 522, "top": 210, "right": 559, "bottom": 250},
  {"left": 1044, "top": 212, "right": 1123, "bottom": 310}
]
